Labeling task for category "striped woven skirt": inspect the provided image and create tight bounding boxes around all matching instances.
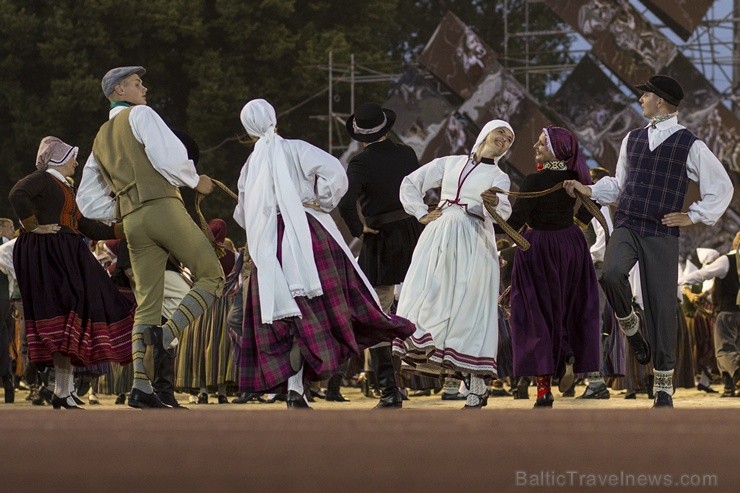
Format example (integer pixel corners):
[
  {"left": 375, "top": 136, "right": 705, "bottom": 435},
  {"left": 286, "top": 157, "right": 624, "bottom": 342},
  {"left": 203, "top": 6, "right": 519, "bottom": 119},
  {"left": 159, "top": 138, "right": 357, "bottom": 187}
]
[
  {"left": 238, "top": 214, "right": 415, "bottom": 392},
  {"left": 14, "top": 233, "right": 134, "bottom": 367}
]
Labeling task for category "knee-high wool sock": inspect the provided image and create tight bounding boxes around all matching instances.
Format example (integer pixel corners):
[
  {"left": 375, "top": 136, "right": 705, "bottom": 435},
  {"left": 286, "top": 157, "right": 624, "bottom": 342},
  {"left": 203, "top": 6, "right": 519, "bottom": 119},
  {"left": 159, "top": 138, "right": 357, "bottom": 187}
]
[
  {"left": 465, "top": 375, "right": 487, "bottom": 406},
  {"left": 131, "top": 325, "right": 153, "bottom": 393},
  {"left": 163, "top": 288, "right": 216, "bottom": 349}
]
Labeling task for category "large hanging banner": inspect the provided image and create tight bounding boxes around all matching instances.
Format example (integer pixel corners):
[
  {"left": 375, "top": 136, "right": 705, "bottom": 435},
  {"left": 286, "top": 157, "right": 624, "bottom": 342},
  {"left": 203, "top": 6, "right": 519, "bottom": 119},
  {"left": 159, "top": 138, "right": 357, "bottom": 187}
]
[
  {"left": 417, "top": 11, "right": 496, "bottom": 99},
  {"left": 548, "top": 54, "right": 643, "bottom": 173},
  {"left": 544, "top": 0, "right": 739, "bottom": 181},
  {"left": 641, "top": 0, "right": 714, "bottom": 41}
]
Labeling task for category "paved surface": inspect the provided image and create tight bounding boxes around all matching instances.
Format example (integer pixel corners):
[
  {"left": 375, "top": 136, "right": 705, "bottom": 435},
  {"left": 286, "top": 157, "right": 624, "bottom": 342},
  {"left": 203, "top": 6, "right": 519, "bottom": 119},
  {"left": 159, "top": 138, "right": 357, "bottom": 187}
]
[{"left": 1, "top": 386, "right": 738, "bottom": 492}]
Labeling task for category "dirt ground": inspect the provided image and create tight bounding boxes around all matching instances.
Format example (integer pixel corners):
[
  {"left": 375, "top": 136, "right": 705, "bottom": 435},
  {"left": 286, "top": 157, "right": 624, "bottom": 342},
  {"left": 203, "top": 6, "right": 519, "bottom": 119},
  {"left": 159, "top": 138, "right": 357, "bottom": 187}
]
[{"left": 1, "top": 385, "right": 738, "bottom": 492}]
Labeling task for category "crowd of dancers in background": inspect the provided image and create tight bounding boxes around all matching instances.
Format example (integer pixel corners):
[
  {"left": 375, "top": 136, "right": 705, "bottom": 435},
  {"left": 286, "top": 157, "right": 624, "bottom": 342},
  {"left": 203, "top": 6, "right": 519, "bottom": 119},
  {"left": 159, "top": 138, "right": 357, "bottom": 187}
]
[{"left": 0, "top": 67, "right": 737, "bottom": 410}]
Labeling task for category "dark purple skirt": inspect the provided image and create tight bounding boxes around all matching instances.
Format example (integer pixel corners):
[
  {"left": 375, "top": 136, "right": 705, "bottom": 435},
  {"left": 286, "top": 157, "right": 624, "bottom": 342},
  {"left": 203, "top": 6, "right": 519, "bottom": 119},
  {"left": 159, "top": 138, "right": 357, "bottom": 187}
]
[
  {"left": 239, "top": 214, "right": 415, "bottom": 392},
  {"left": 14, "top": 233, "right": 134, "bottom": 367},
  {"left": 510, "top": 225, "right": 599, "bottom": 377}
]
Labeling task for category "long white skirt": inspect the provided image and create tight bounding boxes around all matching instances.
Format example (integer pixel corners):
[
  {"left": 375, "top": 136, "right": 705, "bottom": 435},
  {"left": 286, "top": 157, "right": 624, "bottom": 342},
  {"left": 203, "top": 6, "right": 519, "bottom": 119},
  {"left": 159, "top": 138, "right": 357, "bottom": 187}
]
[{"left": 392, "top": 206, "right": 500, "bottom": 376}]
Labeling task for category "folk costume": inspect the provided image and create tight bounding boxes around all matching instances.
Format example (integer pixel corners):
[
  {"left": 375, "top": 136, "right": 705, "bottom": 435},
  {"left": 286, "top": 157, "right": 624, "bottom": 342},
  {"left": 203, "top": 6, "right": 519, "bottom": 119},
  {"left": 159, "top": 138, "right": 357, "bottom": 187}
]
[
  {"left": 392, "top": 120, "right": 514, "bottom": 407},
  {"left": 234, "top": 99, "right": 414, "bottom": 408},
  {"left": 591, "top": 75, "right": 733, "bottom": 407},
  {"left": 506, "top": 127, "right": 600, "bottom": 408},
  {"left": 9, "top": 137, "right": 134, "bottom": 409},
  {"left": 338, "top": 102, "right": 424, "bottom": 408},
  {"left": 77, "top": 66, "right": 224, "bottom": 408}
]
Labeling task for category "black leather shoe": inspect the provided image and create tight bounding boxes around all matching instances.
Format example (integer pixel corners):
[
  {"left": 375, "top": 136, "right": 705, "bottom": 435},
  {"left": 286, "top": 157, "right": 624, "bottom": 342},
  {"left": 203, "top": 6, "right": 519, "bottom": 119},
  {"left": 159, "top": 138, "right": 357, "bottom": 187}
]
[
  {"left": 652, "top": 391, "right": 673, "bottom": 408},
  {"left": 412, "top": 389, "right": 431, "bottom": 397},
  {"left": 626, "top": 331, "right": 651, "bottom": 365},
  {"left": 309, "top": 387, "right": 326, "bottom": 400},
  {"left": 128, "top": 388, "right": 171, "bottom": 409},
  {"left": 157, "top": 392, "right": 187, "bottom": 409},
  {"left": 374, "top": 389, "right": 403, "bottom": 409},
  {"left": 217, "top": 395, "right": 229, "bottom": 404},
  {"left": 232, "top": 392, "right": 265, "bottom": 404},
  {"left": 115, "top": 393, "right": 126, "bottom": 405},
  {"left": 52, "top": 394, "right": 84, "bottom": 410},
  {"left": 286, "top": 390, "right": 311, "bottom": 409},
  {"left": 533, "top": 392, "right": 554, "bottom": 408},
  {"left": 197, "top": 392, "right": 208, "bottom": 404},
  {"left": 441, "top": 392, "right": 467, "bottom": 401},
  {"left": 325, "top": 390, "right": 349, "bottom": 402},
  {"left": 696, "top": 383, "right": 717, "bottom": 394},
  {"left": 577, "top": 383, "right": 610, "bottom": 399},
  {"left": 720, "top": 388, "right": 736, "bottom": 397},
  {"left": 33, "top": 386, "right": 53, "bottom": 406},
  {"left": 513, "top": 377, "right": 530, "bottom": 399}
]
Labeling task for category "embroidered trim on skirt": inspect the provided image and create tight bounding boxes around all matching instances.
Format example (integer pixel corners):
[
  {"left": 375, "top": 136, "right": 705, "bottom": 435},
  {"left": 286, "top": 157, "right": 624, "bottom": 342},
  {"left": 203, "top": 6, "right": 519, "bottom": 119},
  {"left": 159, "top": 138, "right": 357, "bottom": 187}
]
[
  {"left": 14, "top": 233, "right": 134, "bottom": 367},
  {"left": 238, "top": 214, "right": 415, "bottom": 392}
]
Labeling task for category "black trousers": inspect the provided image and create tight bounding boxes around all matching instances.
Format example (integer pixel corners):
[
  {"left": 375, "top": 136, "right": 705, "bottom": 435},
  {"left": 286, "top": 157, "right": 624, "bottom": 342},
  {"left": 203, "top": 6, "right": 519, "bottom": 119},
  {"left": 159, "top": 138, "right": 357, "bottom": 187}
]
[{"left": 602, "top": 227, "right": 679, "bottom": 371}]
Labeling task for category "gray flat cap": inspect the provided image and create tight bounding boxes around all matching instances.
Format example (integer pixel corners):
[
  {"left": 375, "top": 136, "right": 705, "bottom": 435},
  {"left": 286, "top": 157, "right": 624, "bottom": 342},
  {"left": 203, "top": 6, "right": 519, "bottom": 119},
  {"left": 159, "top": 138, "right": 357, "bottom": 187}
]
[{"left": 101, "top": 66, "right": 146, "bottom": 97}]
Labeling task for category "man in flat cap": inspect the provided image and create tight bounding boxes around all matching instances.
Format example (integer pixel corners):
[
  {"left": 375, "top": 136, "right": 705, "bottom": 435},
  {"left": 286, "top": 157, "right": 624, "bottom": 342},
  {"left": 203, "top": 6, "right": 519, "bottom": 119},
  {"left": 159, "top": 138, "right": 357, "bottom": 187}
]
[
  {"left": 564, "top": 74, "right": 733, "bottom": 408},
  {"left": 338, "top": 103, "right": 423, "bottom": 408},
  {"left": 77, "top": 66, "right": 224, "bottom": 408}
]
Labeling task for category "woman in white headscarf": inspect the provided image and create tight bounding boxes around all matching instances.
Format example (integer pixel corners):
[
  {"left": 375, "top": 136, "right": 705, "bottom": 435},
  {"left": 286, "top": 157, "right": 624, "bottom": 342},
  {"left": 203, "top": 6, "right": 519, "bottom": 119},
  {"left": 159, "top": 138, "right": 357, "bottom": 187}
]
[
  {"left": 233, "top": 99, "right": 414, "bottom": 408},
  {"left": 392, "top": 120, "right": 515, "bottom": 409}
]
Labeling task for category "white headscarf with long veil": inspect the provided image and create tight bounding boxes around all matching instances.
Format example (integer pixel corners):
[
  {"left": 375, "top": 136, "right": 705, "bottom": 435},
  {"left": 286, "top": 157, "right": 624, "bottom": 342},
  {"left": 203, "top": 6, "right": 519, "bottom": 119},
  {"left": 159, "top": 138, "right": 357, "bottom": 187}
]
[
  {"left": 238, "top": 99, "right": 322, "bottom": 323},
  {"left": 470, "top": 119, "right": 515, "bottom": 164}
]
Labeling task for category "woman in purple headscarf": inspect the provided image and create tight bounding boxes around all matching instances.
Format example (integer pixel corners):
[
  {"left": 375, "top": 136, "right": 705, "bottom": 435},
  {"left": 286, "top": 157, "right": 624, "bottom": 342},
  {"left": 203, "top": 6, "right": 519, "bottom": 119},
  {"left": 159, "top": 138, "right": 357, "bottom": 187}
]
[{"left": 506, "top": 127, "right": 600, "bottom": 408}]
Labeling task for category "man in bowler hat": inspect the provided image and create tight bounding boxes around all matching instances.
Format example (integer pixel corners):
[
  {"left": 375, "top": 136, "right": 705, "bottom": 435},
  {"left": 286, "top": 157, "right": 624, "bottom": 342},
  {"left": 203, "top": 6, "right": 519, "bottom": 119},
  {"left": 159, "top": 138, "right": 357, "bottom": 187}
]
[
  {"left": 564, "top": 74, "right": 733, "bottom": 408},
  {"left": 338, "top": 103, "right": 423, "bottom": 408}
]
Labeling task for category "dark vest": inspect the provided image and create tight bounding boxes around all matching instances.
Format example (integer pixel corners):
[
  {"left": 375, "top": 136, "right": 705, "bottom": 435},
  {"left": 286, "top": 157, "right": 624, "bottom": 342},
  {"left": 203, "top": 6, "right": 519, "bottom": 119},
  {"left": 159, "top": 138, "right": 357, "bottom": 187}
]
[
  {"left": 713, "top": 253, "right": 739, "bottom": 313},
  {"left": 614, "top": 127, "right": 696, "bottom": 237}
]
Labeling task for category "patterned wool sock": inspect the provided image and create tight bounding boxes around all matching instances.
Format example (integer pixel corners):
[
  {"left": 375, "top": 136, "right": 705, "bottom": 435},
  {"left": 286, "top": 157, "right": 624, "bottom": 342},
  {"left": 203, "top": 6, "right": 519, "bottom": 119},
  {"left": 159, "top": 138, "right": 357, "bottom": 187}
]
[
  {"left": 587, "top": 372, "right": 605, "bottom": 389},
  {"left": 616, "top": 310, "right": 639, "bottom": 337},
  {"left": 654, "top": 369, "right": 674, "bottom": 396},
  {"left": 163, "top": 287, "right": 216, "bottom": 350},
  {"left": 465, "top": 375, "right": 487, "bottom": 406},
  {"left": 697, "top": 367, "right": 712, "bottom": 388},
  {"left": 131, "top": 325, "right": 153, "bottom": 393},
  {"left": 535, "top": 375, "right": 551, "bottom": 399}
]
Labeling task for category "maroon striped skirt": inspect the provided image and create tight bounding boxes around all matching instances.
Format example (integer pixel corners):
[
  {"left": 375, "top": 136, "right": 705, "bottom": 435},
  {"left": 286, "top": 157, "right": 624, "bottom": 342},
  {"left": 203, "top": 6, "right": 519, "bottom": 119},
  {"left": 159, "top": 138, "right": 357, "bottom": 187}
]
[
  {"left": 239, "top": 214, "right": 415, "bottom": 392},
  {"left": 14, "top": 233, "right": 134, "bottom": 367}
]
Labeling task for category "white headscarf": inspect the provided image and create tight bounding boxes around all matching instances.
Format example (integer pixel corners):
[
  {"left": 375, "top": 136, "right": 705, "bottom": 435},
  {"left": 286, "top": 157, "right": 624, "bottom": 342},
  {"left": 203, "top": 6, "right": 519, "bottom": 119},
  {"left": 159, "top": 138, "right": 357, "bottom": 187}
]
[
  {"left": 239, "top": 99, "right": 322, "bottom": 323},
  {"left": 470, "top": 119, "right": 515, "bottom": 164}
]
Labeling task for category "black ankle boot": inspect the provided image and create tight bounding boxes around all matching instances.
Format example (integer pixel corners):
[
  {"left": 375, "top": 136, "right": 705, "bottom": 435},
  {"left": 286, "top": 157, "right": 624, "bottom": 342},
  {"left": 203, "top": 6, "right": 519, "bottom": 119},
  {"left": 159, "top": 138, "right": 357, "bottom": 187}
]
[
  {"left": 533, "top": 392, "right": 554, "bottom": 408},
  {"left": 371, "top": 346, "right": 402, "bottom": 409},
  {"left": 325, "top": 374, "right": 349, "bottom": 402},
  {"left": 721, "top": 372, "right": 736, "bottom": 397}
]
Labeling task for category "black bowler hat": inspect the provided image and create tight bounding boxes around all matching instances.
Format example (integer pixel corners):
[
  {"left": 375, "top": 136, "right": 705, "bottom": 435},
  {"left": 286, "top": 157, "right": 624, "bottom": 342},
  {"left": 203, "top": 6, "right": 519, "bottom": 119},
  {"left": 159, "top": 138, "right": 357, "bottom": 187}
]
[
  {"left": 346, "top": 103, "right": 396, "bottom": 142},
  {"left": 635, "top": 75, "right": 684, "bottom": 106}
]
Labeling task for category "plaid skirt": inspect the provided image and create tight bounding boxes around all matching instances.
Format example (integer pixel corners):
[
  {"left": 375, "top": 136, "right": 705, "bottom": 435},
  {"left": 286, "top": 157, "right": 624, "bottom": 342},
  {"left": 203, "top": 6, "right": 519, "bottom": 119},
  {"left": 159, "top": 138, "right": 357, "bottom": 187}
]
[
  {"left": 14, "top": 233, "right": 134, "bottom": 367},
  {"left": 239, "top": 214, "right": 415, "bottom": 392}
]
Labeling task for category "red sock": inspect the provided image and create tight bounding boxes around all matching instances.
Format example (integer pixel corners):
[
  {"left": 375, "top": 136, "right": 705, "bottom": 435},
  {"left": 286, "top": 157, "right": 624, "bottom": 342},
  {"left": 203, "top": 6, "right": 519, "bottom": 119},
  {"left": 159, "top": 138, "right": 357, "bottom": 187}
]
[{"left": 535, "top": 375, "right": 551, "bottom": 399}]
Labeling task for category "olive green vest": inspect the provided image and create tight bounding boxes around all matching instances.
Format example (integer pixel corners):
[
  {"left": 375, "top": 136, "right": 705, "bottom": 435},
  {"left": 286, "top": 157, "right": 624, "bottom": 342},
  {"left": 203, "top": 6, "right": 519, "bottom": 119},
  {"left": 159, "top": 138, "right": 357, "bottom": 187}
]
[{"left": 92, "top": 107, "right": 182, "bottom": 219}]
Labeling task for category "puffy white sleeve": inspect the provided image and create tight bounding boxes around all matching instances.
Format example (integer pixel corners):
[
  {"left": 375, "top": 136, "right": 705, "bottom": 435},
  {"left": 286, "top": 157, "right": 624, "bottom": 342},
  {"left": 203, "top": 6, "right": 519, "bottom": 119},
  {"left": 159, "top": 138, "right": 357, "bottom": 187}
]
[
  {"left": 76, "top": 152, "right": 116, "bottom": 222},
  {"left": 294, "top": 141, "right": 348, "bottom": 211},
  {"left": 400, "top": 157, "right": 446, "bottom": 220},
  {"left": 233, "top": 158, "right": 250, "bottom": 230}
]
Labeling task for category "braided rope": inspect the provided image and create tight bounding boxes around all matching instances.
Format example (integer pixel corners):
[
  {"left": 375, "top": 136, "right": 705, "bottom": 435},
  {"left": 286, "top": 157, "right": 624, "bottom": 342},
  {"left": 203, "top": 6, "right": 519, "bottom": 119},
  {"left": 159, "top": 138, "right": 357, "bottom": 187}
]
[
  {"left": 195, "top": 179, "right": 238, "bottom": 258},
  {"left": 483, "top": 182, "right": 610, "bottom": 251}
]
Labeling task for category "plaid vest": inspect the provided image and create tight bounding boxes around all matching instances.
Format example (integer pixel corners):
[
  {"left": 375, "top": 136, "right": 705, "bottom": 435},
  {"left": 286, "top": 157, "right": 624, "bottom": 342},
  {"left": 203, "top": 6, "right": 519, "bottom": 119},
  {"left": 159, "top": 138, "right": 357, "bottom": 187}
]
[{"left": 614, "top": 127, "right": 695, "bottom": 237}]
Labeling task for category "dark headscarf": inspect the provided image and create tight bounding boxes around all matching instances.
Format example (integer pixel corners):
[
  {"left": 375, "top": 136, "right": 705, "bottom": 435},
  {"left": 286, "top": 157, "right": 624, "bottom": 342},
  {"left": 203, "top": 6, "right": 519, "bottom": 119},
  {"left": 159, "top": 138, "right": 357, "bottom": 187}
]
[
  {"left": 208, "top": 218, "right": 227, "bottom": 244},
  {"left": 543, "top": 126, "right": 592, "bottom": 186}
]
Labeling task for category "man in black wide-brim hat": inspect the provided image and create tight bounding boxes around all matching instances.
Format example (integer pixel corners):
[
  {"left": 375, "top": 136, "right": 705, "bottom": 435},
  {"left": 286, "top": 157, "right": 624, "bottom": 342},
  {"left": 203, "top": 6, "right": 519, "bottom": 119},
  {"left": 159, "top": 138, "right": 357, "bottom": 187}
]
[
  {"left": 564, "top": 74, "right": 733, "bottom": 408},
  {"left": 338, "top": 103, "right": 424, "bottom": 408}
]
